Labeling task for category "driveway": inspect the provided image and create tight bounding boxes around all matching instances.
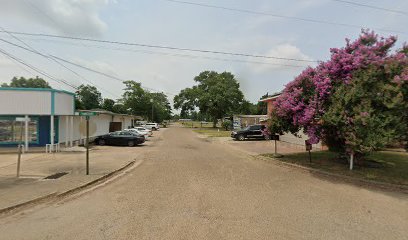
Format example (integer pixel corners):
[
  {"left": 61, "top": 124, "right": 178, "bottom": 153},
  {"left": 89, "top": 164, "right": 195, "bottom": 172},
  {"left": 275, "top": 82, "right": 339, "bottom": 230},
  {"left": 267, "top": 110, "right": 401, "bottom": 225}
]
[{"left": 0, "top": 126, "right": 407, "bottom": 240}]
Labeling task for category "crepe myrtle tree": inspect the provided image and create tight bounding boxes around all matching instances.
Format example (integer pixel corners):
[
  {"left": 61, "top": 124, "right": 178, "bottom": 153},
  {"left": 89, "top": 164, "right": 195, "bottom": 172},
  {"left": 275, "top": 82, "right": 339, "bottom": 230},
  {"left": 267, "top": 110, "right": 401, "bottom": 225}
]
[{"left": 271, "top": 30, "right": 408, "bottom": 167}]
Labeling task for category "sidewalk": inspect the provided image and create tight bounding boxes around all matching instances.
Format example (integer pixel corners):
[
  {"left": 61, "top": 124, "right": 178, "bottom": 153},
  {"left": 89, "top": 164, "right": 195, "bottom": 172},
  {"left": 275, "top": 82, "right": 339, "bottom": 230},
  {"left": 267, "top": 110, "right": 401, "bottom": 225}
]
[{"left": 0, "top": 132, "right": 162, "bottom": 212}]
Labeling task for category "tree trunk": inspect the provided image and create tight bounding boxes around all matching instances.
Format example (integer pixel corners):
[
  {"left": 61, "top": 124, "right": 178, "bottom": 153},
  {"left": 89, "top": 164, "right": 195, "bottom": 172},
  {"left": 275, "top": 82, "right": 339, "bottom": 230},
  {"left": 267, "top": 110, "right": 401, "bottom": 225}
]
[{"left": 213, "top": 119, "right": 217, "bottom": 128}]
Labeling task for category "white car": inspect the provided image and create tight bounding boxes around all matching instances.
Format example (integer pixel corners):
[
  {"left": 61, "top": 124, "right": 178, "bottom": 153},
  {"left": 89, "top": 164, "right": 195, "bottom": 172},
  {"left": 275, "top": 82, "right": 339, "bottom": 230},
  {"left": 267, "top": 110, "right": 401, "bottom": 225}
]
[
  {"left": 143, "top": 123, "right": 160, "bottom": 131},
  {"left": 124, "top": 128, "right": 149, "bottom": 140},
  {"left": 134, "top": 127, "right": 153, "bottom": 136}
]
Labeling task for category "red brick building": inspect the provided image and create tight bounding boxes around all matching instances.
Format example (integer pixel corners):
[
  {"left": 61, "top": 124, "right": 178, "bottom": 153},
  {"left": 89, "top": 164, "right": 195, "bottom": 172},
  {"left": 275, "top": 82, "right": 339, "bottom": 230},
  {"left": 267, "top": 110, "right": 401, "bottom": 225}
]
[{"left": 258, "top": 93, "right": 281, "bottom": 117}]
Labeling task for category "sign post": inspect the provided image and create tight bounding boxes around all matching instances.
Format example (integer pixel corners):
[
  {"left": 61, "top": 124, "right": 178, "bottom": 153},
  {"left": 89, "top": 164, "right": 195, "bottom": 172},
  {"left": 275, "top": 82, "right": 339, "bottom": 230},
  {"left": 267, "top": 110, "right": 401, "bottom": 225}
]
[
  {"left": 305, "top": 140, "right": 312, "bottom": 164},
  {"left": 15, "top": 117, "right": 30, "bottom": 177},
  {"left": 79, "top": 112, "right": 97, "bottom": 175}
]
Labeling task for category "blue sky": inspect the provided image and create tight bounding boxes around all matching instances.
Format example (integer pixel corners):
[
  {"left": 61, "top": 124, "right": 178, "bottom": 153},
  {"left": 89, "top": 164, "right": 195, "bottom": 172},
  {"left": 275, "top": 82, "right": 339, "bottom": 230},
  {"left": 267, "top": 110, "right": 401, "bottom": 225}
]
[{"left": 0, "top": 0, "right": 407, "bottom": 104}]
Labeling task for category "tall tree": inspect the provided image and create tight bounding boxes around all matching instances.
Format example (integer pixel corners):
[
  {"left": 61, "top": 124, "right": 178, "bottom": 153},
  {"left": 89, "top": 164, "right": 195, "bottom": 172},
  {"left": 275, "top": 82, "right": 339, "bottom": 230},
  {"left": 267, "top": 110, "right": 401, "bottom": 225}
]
[
  {"left": 121, "top": 80, "right": 171, "bottom": 122},
  {"left": 101, "top": 98, "right": 116, "bottom": 112},
  {"left": 271, "top": 30, "right": 408, "bottom": 158},
  {"left": 122, "top": 80, "right": 150, "bottom": 117},
  {"left": 149, "top": 92, "right": 172, "bottom": 122},
  {"left": 75, "top": 84, "right": 102, "bottom": 110},
  {"left": 174, "top": 71, "right": 245, "bottom": 127},
  {"left": 1, "top": 76, "right": 51, "bottom": 88}
]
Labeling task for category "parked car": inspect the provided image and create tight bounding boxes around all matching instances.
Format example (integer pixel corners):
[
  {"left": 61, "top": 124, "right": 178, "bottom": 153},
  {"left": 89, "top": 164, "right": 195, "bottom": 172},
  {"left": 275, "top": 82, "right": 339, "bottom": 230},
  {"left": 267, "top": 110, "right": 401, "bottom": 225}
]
[
  {"left": 143, "top": 123, "right": 160, "bottom": 131},
  {"left": 94, "top": 131, "right": 145, "bottom": 147},
  {"left": 134, "top": 127, "right": 153, "bottom": 136},
  {"left": 231, "top": 124, "right": 270, "bottom": 141},
  {"left": 124, "top": 128, "right": 150, "bottom": 140}
]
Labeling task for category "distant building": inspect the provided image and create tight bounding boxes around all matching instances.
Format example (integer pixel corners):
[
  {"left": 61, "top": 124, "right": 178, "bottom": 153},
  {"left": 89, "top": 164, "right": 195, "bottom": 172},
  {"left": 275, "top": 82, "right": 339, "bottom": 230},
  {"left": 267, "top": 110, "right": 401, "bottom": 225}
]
[{"left": 258, "top": 92, "right": 281, "bottom": 117}]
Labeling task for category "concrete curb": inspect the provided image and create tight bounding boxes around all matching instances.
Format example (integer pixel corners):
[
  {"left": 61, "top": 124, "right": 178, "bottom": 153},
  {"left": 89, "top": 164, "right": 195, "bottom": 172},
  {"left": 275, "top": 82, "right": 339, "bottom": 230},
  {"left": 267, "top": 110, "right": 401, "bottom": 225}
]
[
  {"left": 0, "top": 160, "right": 136, "bottom": 216},
  {"left": 256, "top": 155, "right": 408, "bottom": 194}
]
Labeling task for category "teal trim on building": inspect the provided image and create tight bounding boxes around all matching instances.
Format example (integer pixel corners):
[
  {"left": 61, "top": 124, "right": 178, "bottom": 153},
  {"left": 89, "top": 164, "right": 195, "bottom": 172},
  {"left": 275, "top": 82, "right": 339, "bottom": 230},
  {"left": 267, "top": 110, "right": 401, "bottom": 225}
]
[
  {"left": 0, "top": 87, "right": 75, "bottom": 96},
  {"left": 51, "top": 91, "right": 55, "bottom": 115}
]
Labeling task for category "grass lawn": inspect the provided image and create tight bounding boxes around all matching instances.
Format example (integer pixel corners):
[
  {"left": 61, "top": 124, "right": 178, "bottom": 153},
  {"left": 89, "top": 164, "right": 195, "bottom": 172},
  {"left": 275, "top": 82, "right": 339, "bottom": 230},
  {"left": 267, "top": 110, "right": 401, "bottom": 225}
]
[
  {"left": 193, "top": 128, "right": 231, "bottom": 137},
  {"left": 262, "top": 150, "right": 408, "bottom": 185}
]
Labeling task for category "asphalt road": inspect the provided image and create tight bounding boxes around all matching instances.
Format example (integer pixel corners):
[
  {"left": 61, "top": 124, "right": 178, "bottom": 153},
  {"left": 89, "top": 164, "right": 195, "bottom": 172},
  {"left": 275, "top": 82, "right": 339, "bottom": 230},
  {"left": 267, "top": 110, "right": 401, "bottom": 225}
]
[{"left": 1, "top": 126, "right": 407, "bottom": 240}]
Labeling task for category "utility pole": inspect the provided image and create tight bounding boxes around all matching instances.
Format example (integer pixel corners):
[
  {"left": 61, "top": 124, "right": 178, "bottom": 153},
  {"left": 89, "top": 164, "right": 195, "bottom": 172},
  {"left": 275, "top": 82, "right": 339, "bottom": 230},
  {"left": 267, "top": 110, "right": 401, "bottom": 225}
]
[
  {"left": 150, "top": 99, "right": 154, "bottom": 122},
  {"left": 86, "top": 116, "right": 89, "bottom": 175}
]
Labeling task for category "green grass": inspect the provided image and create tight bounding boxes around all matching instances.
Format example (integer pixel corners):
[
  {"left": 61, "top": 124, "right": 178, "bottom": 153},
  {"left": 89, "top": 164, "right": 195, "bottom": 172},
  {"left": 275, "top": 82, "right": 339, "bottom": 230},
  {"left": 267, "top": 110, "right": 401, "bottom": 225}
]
[
  {"left": 262, "top": 150, "right": 408, "bottom": 185},
  {"left": 193, "top": 128, "right": 231, "bottom": 137}
]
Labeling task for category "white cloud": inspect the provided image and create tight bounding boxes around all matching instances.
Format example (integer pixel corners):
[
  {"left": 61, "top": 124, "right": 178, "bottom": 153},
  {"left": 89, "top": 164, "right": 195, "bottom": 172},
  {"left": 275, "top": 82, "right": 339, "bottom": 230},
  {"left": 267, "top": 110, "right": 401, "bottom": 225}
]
[
  {"left": 0, "top": 0, "right": 112, "bottom": 36},
  {"left": 0, "top": 55, "right": 14, "bottom": 67},
  {"left": 249, "top": 43, "right": 314, "bottom": 73}
]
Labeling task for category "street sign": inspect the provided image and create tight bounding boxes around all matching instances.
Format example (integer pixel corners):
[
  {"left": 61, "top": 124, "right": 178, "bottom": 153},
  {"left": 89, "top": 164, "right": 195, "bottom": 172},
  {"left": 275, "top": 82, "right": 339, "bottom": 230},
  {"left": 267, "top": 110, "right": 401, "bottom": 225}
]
[
  {"left": 78, "top": 112, "right": 98, "bottom": 175},
  {"left": 15, "top": 117, "right": 30, "bottom": 122},
  {"left": 79, "top": 112, "right": 98, "bottom": 116}
]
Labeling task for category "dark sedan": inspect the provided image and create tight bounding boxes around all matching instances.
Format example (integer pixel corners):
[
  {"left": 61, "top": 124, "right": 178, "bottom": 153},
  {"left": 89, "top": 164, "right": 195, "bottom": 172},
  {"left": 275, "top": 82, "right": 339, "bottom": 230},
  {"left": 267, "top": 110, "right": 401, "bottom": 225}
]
[
  {"left": 94, "top": 131, "right": 145, "bottom": 147},
  {"left": 231, "top": 124, "right": 270, "bottom": 141}
]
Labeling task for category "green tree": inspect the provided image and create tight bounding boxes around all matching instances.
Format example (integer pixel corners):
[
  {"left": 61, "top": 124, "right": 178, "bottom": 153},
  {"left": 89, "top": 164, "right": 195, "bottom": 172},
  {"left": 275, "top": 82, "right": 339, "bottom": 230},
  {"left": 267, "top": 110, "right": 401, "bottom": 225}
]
[
  {"left": 1, "top": 76, "right": 51, "bottom": 88},
  {"left": 149, "top": 92, "right": 172, "bottom": 123},
  {"left": 112, "top": 103, "right": 128, "bottom": 114},
  {"left": 102, "top": 98, "right": 116, "bottom": 112},
  {"left": 75, "top": 84, "right": 102, "bottom": 110},
  {"left": 323, "top": 65, "right": 407, "bottom": 157},
  {"left": 174, "top": 71, "right": 245, "bottom": 127},
  {"left": 122, "top": 81, "right": 151, "bottom": 118},
  {"left": 121, "top": 80, "right": 172, "bottom": 122}
]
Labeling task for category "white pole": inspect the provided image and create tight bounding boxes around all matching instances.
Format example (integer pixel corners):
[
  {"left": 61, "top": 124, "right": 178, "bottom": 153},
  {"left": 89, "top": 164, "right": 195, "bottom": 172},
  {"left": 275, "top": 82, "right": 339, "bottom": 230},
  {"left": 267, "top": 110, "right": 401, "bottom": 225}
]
[
  {"left": 24, "top": 115, "right": 29, "bottom": 152},
  {"left": 70, "top": 116, "right": 74, "bottom": 147},
  {"left": 50, "top": 115, "right": 54, "bottom": 152},
  {"left": 65, "top": 116, "right": 69, "bottom": 147},
  {"left": 350, "top": 152, "right": 354, "bottom": 170}
]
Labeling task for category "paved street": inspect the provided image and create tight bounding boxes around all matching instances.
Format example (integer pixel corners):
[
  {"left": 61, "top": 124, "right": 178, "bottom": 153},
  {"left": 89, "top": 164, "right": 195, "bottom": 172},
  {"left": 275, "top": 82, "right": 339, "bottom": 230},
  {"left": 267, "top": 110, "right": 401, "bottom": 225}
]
[{"left": 0, "top": 126, "right": 407, "bottom": 240}]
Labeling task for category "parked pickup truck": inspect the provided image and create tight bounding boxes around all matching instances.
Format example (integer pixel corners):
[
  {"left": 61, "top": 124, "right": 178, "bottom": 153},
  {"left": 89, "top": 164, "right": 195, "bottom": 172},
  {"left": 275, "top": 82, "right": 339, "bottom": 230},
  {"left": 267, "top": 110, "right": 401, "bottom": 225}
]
[{"left": 231, "top": 124, "right": 270, "bottom": 141}]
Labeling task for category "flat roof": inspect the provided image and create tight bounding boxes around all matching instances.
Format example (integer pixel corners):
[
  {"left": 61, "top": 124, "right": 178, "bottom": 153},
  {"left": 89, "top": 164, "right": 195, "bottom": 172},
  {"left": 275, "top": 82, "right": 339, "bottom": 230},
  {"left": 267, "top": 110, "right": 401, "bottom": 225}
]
[
  {"left": 76, "top": 110, "right": 142, "bottom": 119},
  {"left": 0, "top": 87, "right": 75, "bottom": 96}
]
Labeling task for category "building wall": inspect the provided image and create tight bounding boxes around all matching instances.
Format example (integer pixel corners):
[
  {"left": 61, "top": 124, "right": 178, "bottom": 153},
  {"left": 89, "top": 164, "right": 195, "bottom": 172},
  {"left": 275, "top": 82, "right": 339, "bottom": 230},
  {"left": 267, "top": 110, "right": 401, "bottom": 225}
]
[
  {"left": 58, "top": 114, "right": 136, "bottom": 144},
  {"left": 54, "top": 92, "right": 74, "bottom": 115},
  {"left": 0, "top": 90, "right": 51, "bottom": 115},
  {"left": 279, "top": 131, "right": 322, "bottom": 150},
  {"left": 266, "top": 100, "right": 274, "bottom": 116}
]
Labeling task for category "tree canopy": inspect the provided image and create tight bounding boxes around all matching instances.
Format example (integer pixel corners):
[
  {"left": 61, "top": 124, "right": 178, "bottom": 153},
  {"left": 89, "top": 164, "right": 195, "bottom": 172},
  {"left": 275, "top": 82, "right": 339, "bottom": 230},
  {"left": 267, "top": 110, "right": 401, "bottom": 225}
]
[
  {"left": 270, "top": 30, "right": 408, "bottom": 155},
  {"left": 1, "top": 76, "right": 51, "bottom": 88},
  {"left": 121, "top": 80, "right": 171, "bottom": 122},
  {"left": 75, "top": 84, "right": 102, "bottom": 110},
  {"left": 174, "top": 71, "right": 245, "bottom": 127}
]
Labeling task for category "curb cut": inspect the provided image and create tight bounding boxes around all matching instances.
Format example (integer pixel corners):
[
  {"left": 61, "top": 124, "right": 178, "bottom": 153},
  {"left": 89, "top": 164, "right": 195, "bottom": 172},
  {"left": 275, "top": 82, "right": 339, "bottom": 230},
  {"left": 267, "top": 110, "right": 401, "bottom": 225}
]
[
  {"left": 255, "top": 155, "right": 408, "bottom": 194},
  {"left": 0, "top": 160, "right": 136, "bottom": 216}
]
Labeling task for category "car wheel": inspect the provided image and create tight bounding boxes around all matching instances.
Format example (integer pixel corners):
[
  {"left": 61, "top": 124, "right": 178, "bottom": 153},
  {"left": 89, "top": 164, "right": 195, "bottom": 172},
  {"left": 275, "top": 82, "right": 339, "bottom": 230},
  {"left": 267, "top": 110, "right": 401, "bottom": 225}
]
[
  {"left": 237, "top": 134, "right": 245, "bottom": 141},
  {"left": 152, "top": 127, "right": 156, "bottom": 131},
  {"left": 98, "top": 139, "right": 106, "bottom": 146},
  {"left": 128, "top": 140, "right": 135, "bottom": 147},
  {"left": 264, "top": 135, "right": 271, "bottom": 140}
]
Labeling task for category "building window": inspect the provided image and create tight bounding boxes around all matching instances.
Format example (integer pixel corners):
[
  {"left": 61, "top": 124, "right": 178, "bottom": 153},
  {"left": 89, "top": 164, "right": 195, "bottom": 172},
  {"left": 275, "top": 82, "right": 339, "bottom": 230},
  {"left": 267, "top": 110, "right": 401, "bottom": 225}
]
[{"left": 0, "top": 117, "right": 38, "bottom": 144}]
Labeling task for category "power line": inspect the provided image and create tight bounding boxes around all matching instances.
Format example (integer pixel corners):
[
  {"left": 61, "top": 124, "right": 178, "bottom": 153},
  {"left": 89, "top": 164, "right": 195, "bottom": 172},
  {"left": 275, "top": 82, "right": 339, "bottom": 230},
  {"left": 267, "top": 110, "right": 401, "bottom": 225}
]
[
  {"left": 160, "top": 0, "right": 406, "bottom": 35},
  {"left": 0, "top": 37, "right": 172, "bottom": 97},
  {"left": 0, "top": 47, "right": 77, "bottom": 89},
  {"left": 2, "top": 35, "right": 310, "bottom": 68},
  {"left": 0, "top": 27, "right": 120, "bottom": 99},
  {"left": 0, "top": 30, "right": 318, "bottom": 63},
  {"left": 50, "top": 55, "right": 177, "bottom": 96},
  {"left": 331, "top": 0, "right": 408, "bottom": 16}
]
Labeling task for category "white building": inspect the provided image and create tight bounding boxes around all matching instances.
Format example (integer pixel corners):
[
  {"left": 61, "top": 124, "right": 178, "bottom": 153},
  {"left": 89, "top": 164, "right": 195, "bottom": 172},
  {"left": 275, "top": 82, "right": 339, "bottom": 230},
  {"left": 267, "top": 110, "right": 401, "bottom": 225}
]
[{"left": 0, "top": 87, "right": 140, "bottom": 151}]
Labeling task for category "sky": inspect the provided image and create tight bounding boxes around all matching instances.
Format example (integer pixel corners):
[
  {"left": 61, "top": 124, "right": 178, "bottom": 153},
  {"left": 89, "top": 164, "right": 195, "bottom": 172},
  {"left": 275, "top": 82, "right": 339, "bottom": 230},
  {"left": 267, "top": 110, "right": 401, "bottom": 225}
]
[{"left": 0, "top": 0, "right": 407, "bottom": 105}]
